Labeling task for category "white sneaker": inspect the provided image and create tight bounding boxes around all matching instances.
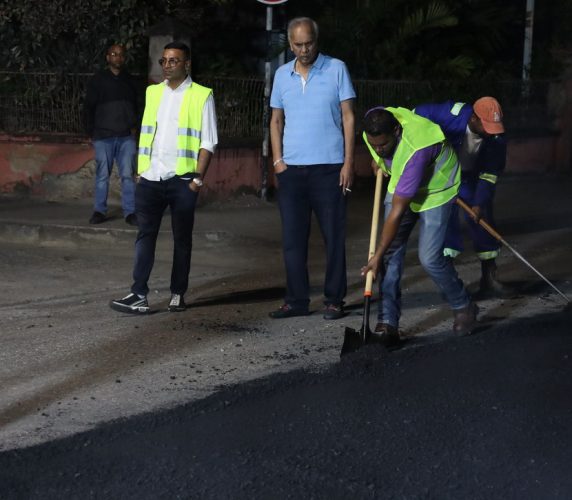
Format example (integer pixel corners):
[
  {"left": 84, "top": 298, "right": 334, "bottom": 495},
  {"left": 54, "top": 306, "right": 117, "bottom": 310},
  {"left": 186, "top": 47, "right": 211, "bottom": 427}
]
[{"left": 168, "top": 294, "right": 186, "bottom": 312}]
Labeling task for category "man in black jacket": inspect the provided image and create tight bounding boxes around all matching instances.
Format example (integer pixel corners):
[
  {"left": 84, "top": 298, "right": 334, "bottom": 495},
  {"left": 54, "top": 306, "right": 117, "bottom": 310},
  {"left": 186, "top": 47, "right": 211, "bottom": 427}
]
[{"left": 85, "top": 44, "right": 139, "bottom": 226}]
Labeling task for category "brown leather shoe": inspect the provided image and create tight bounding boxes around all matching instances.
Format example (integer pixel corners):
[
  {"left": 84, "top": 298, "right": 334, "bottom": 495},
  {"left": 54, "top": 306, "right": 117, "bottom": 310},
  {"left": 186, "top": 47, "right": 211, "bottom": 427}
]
[
  {"left": 369, "top": 323, "right": 400, "bottom": 347},
  {"left": 453, "top": 302, "right": 479, "bottom": 336}
]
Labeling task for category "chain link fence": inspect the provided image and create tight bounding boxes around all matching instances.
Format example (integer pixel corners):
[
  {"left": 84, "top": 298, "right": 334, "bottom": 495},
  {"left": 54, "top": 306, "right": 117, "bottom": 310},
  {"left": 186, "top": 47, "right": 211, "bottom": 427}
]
[{"left": 0, "top": 71, "right": 560, "bottom": 141}]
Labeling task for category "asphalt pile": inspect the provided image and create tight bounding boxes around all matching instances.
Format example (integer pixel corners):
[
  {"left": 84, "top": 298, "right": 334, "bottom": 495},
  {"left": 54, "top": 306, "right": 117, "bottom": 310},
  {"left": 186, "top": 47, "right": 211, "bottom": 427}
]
[{"left": 1, "top": 310, "right": 571, "bottom": 499}]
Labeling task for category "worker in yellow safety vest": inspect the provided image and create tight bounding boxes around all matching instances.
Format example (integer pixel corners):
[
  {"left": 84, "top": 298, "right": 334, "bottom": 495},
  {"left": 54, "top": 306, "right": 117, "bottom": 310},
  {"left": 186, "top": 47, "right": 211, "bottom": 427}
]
[{"left": 361, "top": 106, "right": 477, "bottom": 345}]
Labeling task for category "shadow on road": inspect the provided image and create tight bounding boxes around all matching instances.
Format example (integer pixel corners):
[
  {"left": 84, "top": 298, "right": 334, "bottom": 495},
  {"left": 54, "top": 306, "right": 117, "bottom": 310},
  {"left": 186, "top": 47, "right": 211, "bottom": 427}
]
[{"left": 1, "top": 310, "right": 571, "bottom": 498}]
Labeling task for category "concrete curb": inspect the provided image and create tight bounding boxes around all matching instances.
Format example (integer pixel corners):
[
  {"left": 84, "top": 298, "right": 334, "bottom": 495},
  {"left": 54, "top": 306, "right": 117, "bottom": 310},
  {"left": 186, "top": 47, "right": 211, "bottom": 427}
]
[{"left": 0, "top": 220, "right": 232, "bottom": 249}]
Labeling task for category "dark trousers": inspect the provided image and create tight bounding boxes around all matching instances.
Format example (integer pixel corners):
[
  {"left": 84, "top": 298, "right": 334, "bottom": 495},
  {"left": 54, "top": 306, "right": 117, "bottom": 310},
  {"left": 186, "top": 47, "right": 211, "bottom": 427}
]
[
  {"left": 131, "top": 176, "right": 198, "bottom": 296},
  {"left": 277, "top": 164, "right": 347, "bottom": 309},
  {"left": 445, "top": 178, "right": 500, "bottom": 256}
]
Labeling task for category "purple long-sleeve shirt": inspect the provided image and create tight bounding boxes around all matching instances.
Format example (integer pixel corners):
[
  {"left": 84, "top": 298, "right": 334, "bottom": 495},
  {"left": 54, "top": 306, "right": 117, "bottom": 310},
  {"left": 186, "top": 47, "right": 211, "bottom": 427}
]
[{"left": 387, "top": 139, "right": 443, "bottom": 198}]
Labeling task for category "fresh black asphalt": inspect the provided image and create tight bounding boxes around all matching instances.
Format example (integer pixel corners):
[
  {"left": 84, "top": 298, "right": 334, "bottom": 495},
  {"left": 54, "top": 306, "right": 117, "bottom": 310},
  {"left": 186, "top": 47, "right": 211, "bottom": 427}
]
[{"left": 1, "top": 310, "right": 571, "bottom": 499}]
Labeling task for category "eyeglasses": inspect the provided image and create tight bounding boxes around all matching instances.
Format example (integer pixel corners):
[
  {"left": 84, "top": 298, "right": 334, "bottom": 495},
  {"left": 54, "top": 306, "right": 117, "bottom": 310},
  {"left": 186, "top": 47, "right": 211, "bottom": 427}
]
[
  {"left": 158, "top": 58, "right": 184, "bottom": 67},
  {"left": 109, "top": 52, "right": 125, "bottom": 57}
]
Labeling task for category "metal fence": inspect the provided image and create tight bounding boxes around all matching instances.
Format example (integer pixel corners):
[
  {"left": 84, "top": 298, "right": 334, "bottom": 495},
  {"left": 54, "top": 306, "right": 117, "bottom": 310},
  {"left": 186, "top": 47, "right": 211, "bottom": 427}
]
[{"left": 0, "top": 71, "right": 559, "bottom": 140}]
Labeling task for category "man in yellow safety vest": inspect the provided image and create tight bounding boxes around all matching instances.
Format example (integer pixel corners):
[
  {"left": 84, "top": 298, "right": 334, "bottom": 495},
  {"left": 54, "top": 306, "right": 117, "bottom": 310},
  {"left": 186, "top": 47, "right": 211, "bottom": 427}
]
[
  {"left": 361, "top": 106, "right": 477, "bottom": 345},
  {"left": 110, "top": 41, "right": 218, "bottom": 314}
]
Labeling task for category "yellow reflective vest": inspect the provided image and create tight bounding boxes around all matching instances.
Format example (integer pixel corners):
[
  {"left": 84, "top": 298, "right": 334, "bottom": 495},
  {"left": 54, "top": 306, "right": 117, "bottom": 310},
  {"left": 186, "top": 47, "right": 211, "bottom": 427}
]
[
  {"left": 363, "top": 107, "right": 460, "bottom": 212},
  {"left": 138, "top": 81, "right": 212, "bottom": 175}
]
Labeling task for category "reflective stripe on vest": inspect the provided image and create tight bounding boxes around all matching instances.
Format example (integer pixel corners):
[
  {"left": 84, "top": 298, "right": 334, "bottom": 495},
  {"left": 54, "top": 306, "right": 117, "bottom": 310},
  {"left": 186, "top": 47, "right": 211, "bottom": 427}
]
[
  {"left": 178, "top": 127, "right": 202, "bottom": 138},
  {"left": 137, "top": 82, "right": 212, "bottom": 175},
  {"left": 479, "top": 173, "right": 498, "bottom": 184},
  {"left": 450, "top": 102, "right": 465, "bottom": 116},
  {"left": 363, "top": 107, "right": 460, "bottom": 212},
  {"left": 177, "top": 149, "right": 198, "bottom": 159}
]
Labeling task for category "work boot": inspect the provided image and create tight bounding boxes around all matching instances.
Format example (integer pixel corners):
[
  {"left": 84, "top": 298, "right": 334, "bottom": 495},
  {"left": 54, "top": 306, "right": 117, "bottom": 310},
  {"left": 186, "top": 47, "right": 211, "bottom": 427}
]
[
  {"left": 369, "top": 323, "right": 400, "bottom": 347},
  {"left": 89, "top": 211, "right": 106, "bottom": 224},
  {"left": 125, "top": 213, "right": 138, "bottom": 227},
  {"left": 453, "top": 302, "right": 479, "bottom": 336},
  {"left": 477, "top": 259, "right": 514, "bottom": 299}
]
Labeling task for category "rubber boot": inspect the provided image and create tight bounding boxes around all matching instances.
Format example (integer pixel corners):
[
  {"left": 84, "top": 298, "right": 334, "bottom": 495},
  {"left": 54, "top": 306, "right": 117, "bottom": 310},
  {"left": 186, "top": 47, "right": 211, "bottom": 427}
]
[{"left": 477, "top": 259, "right": 514, "bottom": 299}]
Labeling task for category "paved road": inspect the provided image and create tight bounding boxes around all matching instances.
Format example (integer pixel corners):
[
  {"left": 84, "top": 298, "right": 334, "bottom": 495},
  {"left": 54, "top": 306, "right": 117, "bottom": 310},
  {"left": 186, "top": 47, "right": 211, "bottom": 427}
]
[
  {"left": 1, "top": 311, "right": 571, "bottom": 499},
  {"left": 0, "top": 174, "right": 571, "bottom": 497}
]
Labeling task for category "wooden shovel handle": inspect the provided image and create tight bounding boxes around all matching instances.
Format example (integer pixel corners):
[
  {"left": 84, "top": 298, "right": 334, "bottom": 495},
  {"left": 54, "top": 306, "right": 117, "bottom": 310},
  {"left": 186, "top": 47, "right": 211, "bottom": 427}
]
[
  {"left": 455, "top": 198, "right": 503, "bottom": 242},
  {"left": 365, "top": 169, "right": 384, "bottom": 296}
]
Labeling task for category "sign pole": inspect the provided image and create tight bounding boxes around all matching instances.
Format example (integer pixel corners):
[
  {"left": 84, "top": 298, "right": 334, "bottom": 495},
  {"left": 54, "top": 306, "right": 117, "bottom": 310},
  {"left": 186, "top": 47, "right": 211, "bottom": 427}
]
[
  {"left": 257, "top": 0, "right": 288, "bottom": 200},
  {"left": 260, "top": 5, "right": 273, "bottom": 200}
]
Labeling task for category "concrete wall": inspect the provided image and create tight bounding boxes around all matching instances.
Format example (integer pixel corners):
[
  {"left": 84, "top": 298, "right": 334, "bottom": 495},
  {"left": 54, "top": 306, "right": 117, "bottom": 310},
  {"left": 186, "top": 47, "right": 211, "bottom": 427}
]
[
  {"left": 0, "top": 137, "right": 269, "bottom": 201},
  {"left": 0, "top": 133, "right": 570, "bottom": 201}
]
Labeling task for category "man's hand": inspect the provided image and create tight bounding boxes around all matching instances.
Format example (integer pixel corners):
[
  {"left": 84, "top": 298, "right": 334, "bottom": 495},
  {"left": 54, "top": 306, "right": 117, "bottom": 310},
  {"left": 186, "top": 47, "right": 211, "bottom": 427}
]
[
  {"left": 273, "top": 159, "right": 288, "bottom": 175},
  {"left": 340, "top": 162, "right": 354, "bottom": 194},
  {"left": 361, "top": 254, "right": 381, "bottom": 281},
  {"left": 189, "top": 177, "right": 204, "bottom": 193}
]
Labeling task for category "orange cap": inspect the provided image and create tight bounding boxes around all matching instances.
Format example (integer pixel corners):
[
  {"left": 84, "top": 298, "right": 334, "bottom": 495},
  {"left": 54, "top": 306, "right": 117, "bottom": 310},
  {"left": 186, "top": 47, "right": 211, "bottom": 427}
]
[{"left": 473, "top": 97, "right": 504, "bottom": 134}]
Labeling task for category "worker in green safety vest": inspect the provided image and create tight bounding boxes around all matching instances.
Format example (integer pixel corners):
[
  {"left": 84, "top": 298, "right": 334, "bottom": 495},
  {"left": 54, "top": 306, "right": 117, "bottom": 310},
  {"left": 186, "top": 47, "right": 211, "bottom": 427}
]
[{"left": 360, "top": 106, "right": 478, "bottom": 345}]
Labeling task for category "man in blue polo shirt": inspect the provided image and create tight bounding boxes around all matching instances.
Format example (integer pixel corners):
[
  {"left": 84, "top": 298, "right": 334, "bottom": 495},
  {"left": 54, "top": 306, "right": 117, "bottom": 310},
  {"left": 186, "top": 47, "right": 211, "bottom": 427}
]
[{"left": 269, "top": 17, "right": 356, "bottom": 320}]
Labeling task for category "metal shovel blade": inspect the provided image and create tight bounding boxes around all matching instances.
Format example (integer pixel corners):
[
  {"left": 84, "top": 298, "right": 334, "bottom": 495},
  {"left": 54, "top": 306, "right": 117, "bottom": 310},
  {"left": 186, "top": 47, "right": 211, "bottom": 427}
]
[{"left": 340, "top": 297, "right": 372, "bottom": 356}]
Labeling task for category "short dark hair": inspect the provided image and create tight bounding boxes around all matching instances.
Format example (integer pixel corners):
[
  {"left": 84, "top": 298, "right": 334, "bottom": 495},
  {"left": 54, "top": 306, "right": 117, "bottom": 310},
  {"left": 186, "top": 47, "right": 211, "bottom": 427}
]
[
  {"left": 164, "top": 41, "right": 190, "bottom": 60},
  {"left": 363, "top": 108, "right": 400, "bottom": 136}
]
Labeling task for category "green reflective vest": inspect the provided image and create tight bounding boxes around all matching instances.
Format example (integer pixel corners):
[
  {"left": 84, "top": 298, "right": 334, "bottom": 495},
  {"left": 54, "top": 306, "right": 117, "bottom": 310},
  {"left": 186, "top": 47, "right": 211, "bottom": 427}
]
[
  {"left": 363, "top": 107, "right": 460, "bottom": 212},
  {"left": 138, "top": 81, "right": 212, "bottom": 175}
]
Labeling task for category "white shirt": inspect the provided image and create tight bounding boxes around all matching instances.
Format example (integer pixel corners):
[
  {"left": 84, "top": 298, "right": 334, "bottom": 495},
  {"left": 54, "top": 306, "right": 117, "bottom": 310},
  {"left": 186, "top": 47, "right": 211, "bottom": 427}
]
[
  {"left": 141, "top": 76, "right": 218, "bottom": 181},
  {"left": 458, "top": 124, "right": 483, "bottom": 173}
]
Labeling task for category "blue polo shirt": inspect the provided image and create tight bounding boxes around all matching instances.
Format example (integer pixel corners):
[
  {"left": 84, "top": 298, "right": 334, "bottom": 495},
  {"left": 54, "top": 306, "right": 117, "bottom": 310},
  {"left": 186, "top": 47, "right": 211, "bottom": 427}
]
[{"left": 270, "top": 53, "right": 356, "bottom": 165}]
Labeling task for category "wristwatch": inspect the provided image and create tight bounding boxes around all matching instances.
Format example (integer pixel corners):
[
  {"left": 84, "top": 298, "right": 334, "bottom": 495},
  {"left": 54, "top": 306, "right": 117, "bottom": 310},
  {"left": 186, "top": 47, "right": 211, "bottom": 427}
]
[{"left": 192, "top": 177, "right": 204, "bottom": 187}]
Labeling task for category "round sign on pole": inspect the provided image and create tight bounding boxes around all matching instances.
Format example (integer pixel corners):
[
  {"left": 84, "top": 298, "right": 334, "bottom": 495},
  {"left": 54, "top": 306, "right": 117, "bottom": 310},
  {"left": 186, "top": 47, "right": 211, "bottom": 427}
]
[{"left": 256, "top": 0, "right": 288, "bottom": 4}]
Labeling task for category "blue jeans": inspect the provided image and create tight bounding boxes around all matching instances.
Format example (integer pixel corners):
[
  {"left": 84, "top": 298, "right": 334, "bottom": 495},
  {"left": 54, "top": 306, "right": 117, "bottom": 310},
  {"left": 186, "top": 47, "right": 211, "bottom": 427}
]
[
  {"left": 93, "top": 136, "right": 136, "bottom": 216},
  {"left": 378, "top": 194, "right": 471, "bottom": 327},
  {"left": 131, "top": 176, "right": 199, "bottom": 297},
  {"left": 277, "top": 164, "right": 347, "bottom": 310}
]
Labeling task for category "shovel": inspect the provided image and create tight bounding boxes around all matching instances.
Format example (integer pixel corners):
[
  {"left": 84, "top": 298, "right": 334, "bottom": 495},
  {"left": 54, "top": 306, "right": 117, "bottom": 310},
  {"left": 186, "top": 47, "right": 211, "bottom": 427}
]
[{"left": 341, "top": 169, "right": 384, "bottom": 356}]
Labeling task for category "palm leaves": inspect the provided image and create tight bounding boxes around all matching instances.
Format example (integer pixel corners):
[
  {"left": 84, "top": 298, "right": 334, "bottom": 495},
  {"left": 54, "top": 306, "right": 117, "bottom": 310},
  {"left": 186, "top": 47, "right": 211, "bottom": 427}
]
[{"left": 311, "top": 0, "right": 519, "bottom": 80}]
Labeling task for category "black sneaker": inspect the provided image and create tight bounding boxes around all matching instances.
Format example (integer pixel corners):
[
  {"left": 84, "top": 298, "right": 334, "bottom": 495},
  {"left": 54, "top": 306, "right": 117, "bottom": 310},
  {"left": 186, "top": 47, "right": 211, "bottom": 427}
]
[
  {"left": 323, "top": 303, "right": 345, "bottom": 320},
  {"left": 269, "top": 304, "right": 309, "bottom": 319},
  {"left": 89, "top": 211, "right": 106, "bottom": 224},
  {"left": 110, "top": 293, "right": 149, "bottom": 314},
  {"left": 168, "top": 293, "right": 186, "bottom": 312},
  {"left": 125, "top": 213, "right": 138, "bottom": 226}
]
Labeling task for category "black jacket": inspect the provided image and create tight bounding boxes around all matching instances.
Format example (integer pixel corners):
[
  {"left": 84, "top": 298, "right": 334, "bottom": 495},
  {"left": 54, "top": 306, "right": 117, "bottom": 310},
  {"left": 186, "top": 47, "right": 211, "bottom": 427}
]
[{"left": 84, "top": 69, "right": 140, "bottom": 139}]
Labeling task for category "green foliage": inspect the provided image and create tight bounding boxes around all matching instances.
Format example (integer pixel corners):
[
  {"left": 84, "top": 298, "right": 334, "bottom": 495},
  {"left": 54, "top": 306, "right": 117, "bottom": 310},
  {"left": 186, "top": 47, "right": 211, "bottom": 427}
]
[
  {"left": 0, "top": 0, "right": 569, "bottom": 81},
  {"left": 0, "top": 0, "right": 235, "bottom": 73},
  {"left": 0, "top": 0, "right": 159, "bottom": 72},
  {"left": 311, "top": 0, "right": 520, "bottom": 79}
]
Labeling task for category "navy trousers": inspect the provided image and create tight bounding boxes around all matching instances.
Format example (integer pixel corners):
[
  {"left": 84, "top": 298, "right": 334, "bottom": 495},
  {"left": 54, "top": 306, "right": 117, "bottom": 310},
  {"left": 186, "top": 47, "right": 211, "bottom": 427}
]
[
  {"left": 444, "top": 178, "right": 500, "bottom": 259},
  {"left": 277, "top": 164, "right": 347, "bottom": 310},
  {"left": 131, "top": 176, "right": 198, "bottom": 296}
]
